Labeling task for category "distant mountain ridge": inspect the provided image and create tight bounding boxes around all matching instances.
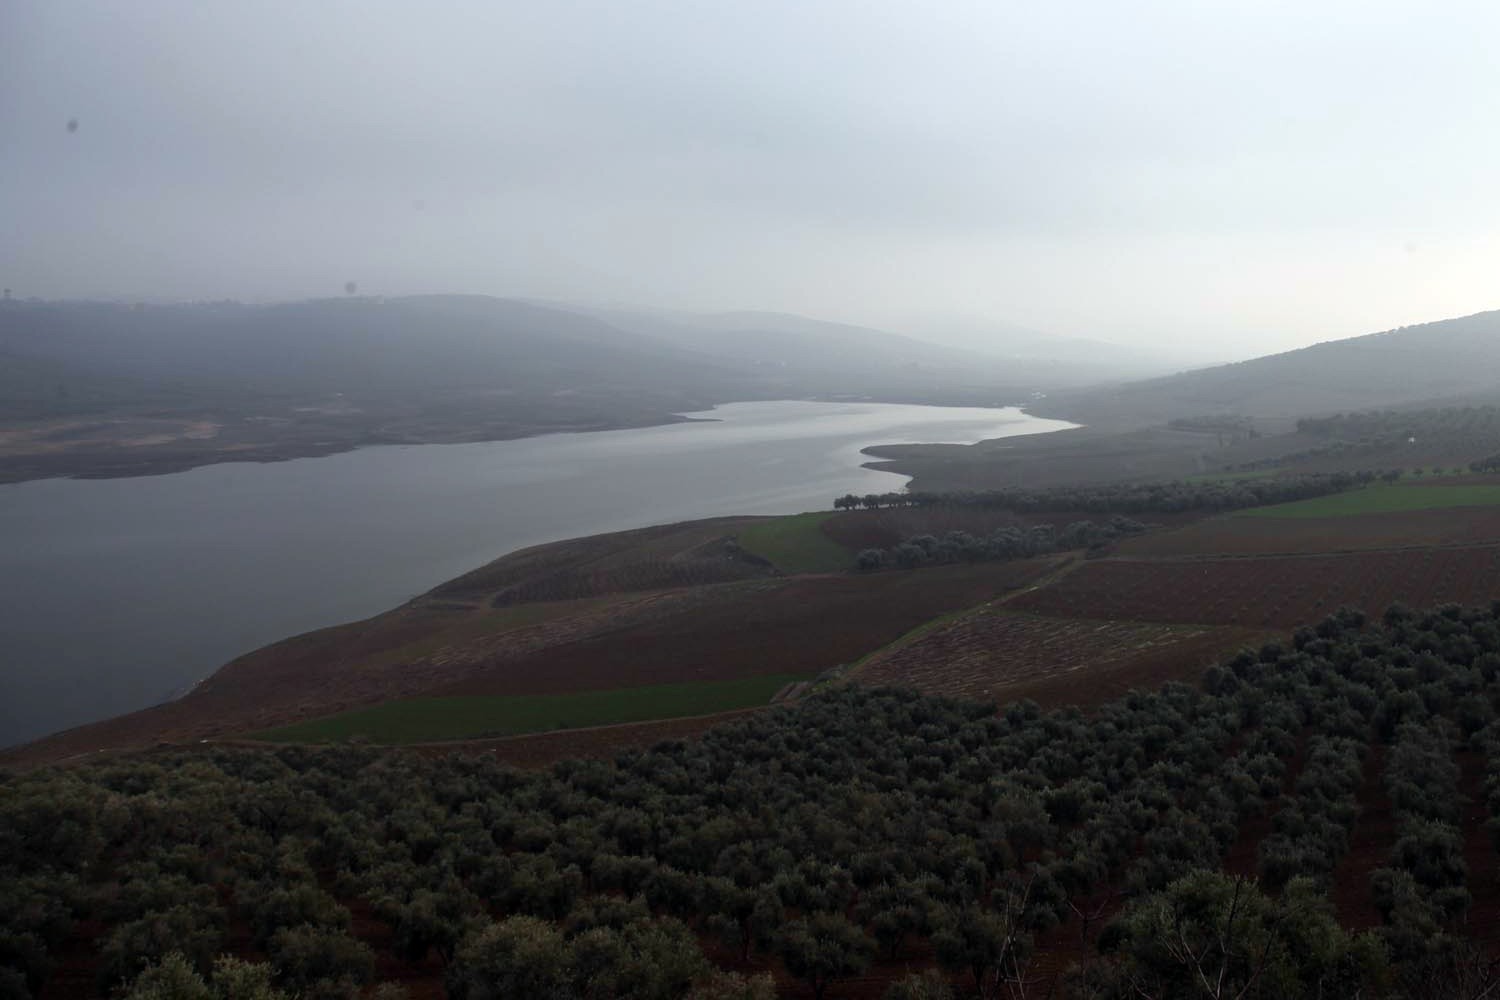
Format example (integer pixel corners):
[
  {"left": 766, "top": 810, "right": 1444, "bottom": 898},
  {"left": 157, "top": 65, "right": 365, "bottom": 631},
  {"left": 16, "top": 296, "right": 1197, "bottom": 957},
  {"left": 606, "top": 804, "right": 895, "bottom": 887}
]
[
  {"left": 892, "top": 315, "right": 1198, "bottom": 374},
  {"left": 1036, "top": 309, "right": 1500, "bottom": 428},
  {"left": 553, "top": 302, "right": 1175, "bottom": 386},
  {"left": 0, "top": 294, "right": 1076, "bottom": 482},
  {"left": 0, "top": 295, "right": 747, "bottom": 396}
]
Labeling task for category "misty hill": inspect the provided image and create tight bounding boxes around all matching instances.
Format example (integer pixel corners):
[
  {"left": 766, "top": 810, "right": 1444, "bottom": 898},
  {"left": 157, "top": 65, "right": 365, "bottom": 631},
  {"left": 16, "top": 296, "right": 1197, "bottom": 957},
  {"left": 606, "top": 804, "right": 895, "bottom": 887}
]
[
  {"left": 0, "top": 295, "right": 1054, "bottom": 482},
  {"left": 1037, "top": 309, "right": 1500, "bottom": 428},
  {"left": 562, "top": 303, "right": 1154, "bottom": 388},
  {"left": 896, "top": 315, "right": 1198, "bottom": 376},
  {"left": 560, "top": 304, "right": 1007, "bottom": 374},
  {"left": 0, "top": 295, "right": 752, "bottom": 400},
  {"left": 0, "top": 295, "right": 1077, "bottom": 410}
]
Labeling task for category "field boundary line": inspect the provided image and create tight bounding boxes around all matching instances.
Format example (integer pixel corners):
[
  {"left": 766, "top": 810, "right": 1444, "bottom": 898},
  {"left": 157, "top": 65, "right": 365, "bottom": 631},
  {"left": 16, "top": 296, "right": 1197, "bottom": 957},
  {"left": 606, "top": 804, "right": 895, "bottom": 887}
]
[{"left": 842, "top": 554, "right": 1085, "bottom": 683}]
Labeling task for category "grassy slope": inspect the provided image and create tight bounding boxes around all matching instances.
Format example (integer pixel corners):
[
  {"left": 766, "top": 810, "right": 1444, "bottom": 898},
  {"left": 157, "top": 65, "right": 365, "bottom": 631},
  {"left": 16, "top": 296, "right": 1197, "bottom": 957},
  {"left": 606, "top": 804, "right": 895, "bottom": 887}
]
[
  {"left": 1240, "top": 483, "right": 1500, "bottom": 519},
  {"left": 252, "top": 674, "right": 809, "bottom": 745},
  {"left": 737, "top": 512, "right": 852, "bottom": 573}
]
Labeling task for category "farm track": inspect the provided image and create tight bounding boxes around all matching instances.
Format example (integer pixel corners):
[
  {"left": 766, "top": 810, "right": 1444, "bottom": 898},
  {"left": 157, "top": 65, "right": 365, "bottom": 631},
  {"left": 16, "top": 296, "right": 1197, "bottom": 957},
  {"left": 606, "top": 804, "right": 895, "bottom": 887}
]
[
  {"left": 1330, "top": 742, "right": 1392, "bottom": 931},
  {"left": 1223, "top": 729, "right": 1309, "bottom": 879},
  {"left": 840, "top": 554, "right": 1083, "bottom": 681},
  {"left": 1458, "top": 750, "right": 1500, "bottom": 945}
]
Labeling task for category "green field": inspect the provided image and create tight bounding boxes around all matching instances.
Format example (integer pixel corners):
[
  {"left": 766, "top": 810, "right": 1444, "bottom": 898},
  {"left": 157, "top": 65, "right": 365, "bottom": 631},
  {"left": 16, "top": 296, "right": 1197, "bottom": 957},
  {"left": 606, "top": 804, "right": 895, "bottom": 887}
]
[
  {"left": 737, "top": 511, "right": 852, "bottom": 574},
  {"left": 1240, "top": 484, "right": 1500, "bottom": 519},
  {"left": 252, "top": 674, "right": 809, "bottom": 745}
]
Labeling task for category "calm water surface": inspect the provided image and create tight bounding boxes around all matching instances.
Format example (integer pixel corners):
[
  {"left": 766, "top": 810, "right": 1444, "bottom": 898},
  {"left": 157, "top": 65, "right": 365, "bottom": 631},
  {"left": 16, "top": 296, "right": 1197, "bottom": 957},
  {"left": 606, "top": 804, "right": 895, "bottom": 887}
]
[{"left": 0, "top": 401, "right": 1074, "bottom": 746}]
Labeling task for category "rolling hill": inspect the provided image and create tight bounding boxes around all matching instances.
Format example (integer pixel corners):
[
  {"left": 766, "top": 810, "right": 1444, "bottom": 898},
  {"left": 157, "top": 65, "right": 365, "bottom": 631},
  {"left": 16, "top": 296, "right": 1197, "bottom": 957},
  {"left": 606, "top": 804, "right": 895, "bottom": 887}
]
[
  {"left": 0, "top": 294, "right": 1055, "bottom": 482},
  {"left": 568, "top": 302, "right": 1173, "bottom": 387},
  {"left": 1035, "top": 309, "right": 1500, "bottom": 428},
  {"left": 0, "top": 295, "right": 749, "bottom": 398}
]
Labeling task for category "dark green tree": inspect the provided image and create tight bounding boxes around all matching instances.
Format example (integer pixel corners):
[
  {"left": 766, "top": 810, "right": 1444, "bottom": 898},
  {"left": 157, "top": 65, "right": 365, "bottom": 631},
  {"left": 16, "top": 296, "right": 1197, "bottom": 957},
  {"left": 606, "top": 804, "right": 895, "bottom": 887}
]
[{"left": 774, "top": 913, "right": 874, "bottom": 1000}]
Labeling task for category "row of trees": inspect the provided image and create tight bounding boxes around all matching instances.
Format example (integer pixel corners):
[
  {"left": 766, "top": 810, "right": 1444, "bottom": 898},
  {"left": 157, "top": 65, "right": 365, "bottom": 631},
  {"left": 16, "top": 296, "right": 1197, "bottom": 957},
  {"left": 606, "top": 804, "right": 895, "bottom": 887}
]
[
  {"left": 8, "top": 604, "right": 1500, "bottom": 997},
  {"left": 835, "top": 472, "right": 1370, "bottom": 517},
  {"left": 1297, "top": 406, "right": 1500, "bottom": 440},
  {"left": 854, "top": 518, "right": 1147, "bottom": 571},
  {"left": 1221, "top": 404, "right": 1500, "bottom": 474}
]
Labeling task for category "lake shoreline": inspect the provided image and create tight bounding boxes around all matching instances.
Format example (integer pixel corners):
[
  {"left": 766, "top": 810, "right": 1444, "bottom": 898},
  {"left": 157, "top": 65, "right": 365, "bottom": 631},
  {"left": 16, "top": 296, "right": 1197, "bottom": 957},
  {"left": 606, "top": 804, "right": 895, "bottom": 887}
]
[
  {"left": 0, "top": 401, "right": 1074, "bottom": 749},
  {"left": 0, "top": 392, "right": 1039, "bottom": 487},
  {"left": 0, "top": 411, "right": 716, "bottom": 486}
]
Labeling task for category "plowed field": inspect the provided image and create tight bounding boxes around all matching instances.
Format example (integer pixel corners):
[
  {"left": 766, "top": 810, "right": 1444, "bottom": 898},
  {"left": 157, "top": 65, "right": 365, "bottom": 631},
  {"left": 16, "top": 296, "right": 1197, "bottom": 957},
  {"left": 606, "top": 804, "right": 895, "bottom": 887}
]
[
  {"left": 1117, "top": 508, "right": 1500, "bottom": 557},
  {"left": 1010, "top": 547, "right": 1500, "bottom": 628},
  {"left": 7, "top": 558, "right": 1061, "bottom": 766},
  {"left": 856, "top": 611, "right": 1255, "bottom": 706}
]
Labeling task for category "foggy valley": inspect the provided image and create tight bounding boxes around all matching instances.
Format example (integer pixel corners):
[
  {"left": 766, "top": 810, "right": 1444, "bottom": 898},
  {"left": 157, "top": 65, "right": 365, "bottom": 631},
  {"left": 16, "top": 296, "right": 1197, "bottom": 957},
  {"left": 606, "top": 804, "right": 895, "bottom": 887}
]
[{"left": 5, "top": 3, "right": 1500, "bottom": 999}]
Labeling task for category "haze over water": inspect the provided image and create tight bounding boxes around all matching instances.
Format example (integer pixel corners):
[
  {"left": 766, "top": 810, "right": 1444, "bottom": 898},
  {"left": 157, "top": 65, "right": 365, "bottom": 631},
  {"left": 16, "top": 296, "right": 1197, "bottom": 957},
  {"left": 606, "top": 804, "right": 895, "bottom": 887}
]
[{"left": 0, "top": 401, "right": 1073, "bottom": 747}]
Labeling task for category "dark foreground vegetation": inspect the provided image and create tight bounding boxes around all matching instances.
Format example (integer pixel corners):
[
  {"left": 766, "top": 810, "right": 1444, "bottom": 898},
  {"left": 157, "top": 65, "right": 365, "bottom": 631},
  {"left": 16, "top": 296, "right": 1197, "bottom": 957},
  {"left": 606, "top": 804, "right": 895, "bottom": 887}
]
[{"left": 7, "top": 602, "right": 1500, "bottom": 999}]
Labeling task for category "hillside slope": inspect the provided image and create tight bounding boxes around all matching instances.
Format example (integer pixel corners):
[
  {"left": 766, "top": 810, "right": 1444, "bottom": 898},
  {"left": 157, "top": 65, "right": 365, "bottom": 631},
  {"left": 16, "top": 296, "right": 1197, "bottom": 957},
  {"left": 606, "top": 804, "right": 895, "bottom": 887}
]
[
  {"left": 0, "top": 295, "right": 748, "bottom": 398},
  {"left": 0, "top": 295, "right": 1056, "bottom": 481},
  {"left": 1037, "top": 309, "right": 1500, "bottom": 427},
  {"left": 565, "top": 303, "right": 1145, "bottom": 389}
]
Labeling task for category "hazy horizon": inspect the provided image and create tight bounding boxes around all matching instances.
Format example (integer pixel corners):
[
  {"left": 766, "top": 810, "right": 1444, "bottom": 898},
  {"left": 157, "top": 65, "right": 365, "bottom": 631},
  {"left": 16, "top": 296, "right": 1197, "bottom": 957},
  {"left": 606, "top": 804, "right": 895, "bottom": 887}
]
[{"left": 5, "top": 1, "right": 1499, "bottom": 362}]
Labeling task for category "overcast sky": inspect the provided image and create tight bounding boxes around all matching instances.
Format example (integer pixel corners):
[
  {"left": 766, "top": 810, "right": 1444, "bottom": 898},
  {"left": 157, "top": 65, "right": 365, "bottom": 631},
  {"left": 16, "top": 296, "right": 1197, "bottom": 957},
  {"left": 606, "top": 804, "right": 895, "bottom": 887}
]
[{"left": 3, "top": 1, "right": 1498, "bottom": 361}]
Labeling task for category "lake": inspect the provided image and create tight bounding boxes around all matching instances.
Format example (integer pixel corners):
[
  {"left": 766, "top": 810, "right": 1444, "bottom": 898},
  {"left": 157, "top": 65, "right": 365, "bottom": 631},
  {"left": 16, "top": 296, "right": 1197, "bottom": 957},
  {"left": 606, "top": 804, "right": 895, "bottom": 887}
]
[{"left": 0, "top": 401, "right": 1074, "bottom": 747}]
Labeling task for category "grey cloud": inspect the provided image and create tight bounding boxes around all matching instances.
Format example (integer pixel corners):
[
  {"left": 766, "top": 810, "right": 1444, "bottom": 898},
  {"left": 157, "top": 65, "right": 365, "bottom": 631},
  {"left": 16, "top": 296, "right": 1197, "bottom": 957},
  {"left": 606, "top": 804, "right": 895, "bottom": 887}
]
[{"left": 2, "top": 0, "right": 1498, "bottom": 357}]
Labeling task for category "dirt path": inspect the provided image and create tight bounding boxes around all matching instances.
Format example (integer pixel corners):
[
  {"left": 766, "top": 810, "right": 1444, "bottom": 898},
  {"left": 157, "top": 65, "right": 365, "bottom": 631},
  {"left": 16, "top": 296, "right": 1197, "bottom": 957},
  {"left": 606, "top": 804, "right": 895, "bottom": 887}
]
[
  {"left": 1330, "top": 741, "right": 1392, "bottom": 930},
  {"left": 1458, "top": 749, "right": 1500, "bottom": 948},
  {"left": 1223, "top": 728, "right": 1309, "bottom": 879}
]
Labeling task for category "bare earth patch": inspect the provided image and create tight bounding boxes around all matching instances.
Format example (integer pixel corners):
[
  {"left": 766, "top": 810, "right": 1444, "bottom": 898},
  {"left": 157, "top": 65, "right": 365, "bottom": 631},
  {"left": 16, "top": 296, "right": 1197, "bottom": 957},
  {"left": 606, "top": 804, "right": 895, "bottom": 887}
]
[
  {"left": 855, "top": 610, "right": 1254, "bottom": 706},
  {"left": 1116, "top": 507, "right": 1500, "bottom": 557},
  {"left": 1010, "top": 547, "right": 1500, "bottom": 628}
]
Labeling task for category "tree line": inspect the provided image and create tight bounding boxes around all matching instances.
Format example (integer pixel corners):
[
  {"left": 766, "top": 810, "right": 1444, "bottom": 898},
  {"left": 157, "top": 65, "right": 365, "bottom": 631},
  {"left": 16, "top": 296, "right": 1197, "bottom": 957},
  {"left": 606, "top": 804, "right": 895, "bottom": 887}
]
[
  {"left": 1219, "top": 404, "right": 1500, "bottom": 474},
  {"left": 854, "top": 518, "right": 1148, "bottom": 572},
  {"left": 836, "top": 472, "right": 1369, "bottom": 517}
]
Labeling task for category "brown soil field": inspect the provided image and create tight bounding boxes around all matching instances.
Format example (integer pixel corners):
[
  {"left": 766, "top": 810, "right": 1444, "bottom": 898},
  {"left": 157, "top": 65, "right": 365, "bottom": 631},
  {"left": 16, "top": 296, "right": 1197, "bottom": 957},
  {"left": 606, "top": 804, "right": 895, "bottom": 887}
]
[
  {"left": 1010, "top": 547, "right": 1500, "bottom": 628},
  {"left": 855, "top": 610, "right": 1256, "bottom": 706},
  {"left": 821, "top": 506, "right": 1204, "bottom": 552},
  {"left": 1117, "top": 507, "right": 1500, "bottom": 558},
  {"left": 432, "top": 560, "right": 1061, "bottom": 699},
  {"left": 5, "top": 559, "right": 1059, "bottom": 768},
  {"left": 433, "top": 516, "right": 776, "bottom": 606}
]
